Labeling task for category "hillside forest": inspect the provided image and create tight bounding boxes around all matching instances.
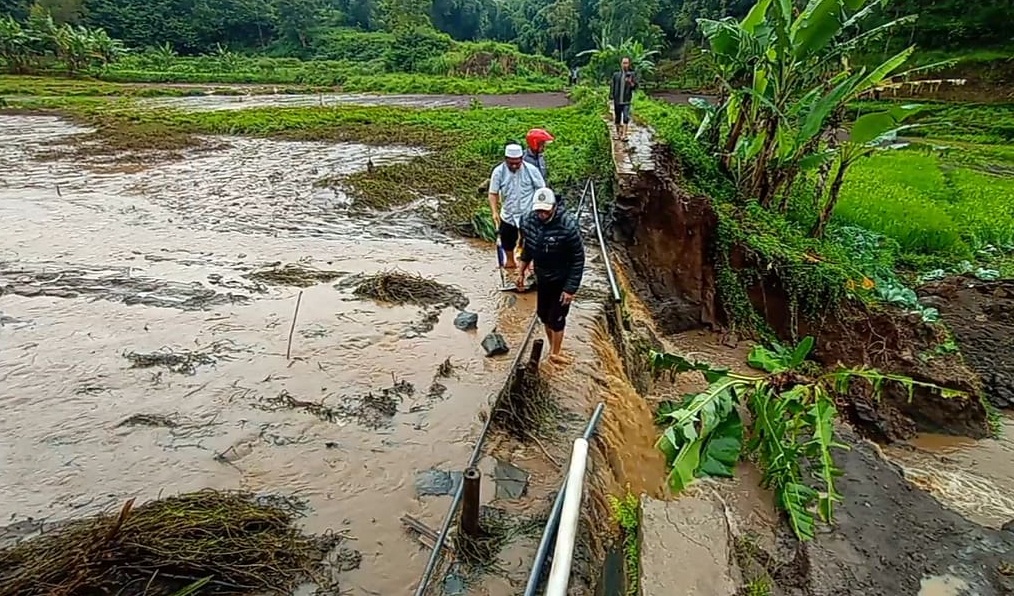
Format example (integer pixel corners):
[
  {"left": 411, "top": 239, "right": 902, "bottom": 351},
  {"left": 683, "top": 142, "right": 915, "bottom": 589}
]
[{"left": 1, "top": 0, "right": 1010, "bottom": 62}]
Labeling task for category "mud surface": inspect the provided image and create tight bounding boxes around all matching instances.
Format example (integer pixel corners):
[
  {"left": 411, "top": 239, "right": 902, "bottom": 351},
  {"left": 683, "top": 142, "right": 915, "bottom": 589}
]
[
  {"left": 801, "top": 427, "right": 1014, "bottom": 596},
  {"left": 142, "top": 91, "right": 572, "bottom": 111},
  {"left": 920, "top": 276, "right": 1014, "bottom": 409},
  {"left": 0, "top": 112, "right": 541, "bottom": 595}
]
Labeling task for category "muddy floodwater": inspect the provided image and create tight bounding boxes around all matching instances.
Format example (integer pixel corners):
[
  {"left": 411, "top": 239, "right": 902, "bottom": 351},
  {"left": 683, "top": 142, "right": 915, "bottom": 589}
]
[
  {"left": 886, "top": 416, "right": 1014, "bottom": 528},
  {"left": 141, "top": 91, "right": 572, "bottom": 111},
  {"left": 0, "top": 114, "right": 530, "bottom": 594}
]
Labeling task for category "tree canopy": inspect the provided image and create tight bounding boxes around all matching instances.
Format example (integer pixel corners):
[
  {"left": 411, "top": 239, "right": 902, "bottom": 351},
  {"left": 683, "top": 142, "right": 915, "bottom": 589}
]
[{"left": 1, "top": 0, "right": 1009, "bottom": 59}]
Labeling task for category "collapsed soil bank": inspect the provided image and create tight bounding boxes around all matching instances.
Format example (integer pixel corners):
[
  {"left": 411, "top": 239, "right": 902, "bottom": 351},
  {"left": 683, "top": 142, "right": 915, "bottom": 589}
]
[
  {"left": 603, "top": 122, "right": 1014, "bottom": 595},
  {"left": 609, "top": 138, "right": 992, "bottom": 442},
  {"left": 919, "top": 277, "right": 1014, "bottom": 409}
]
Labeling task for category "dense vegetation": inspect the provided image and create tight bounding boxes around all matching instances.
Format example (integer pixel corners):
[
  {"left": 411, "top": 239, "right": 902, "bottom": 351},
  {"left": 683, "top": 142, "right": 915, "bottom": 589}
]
[{"left": 2, "top": 0, "right": 1009, "bottom": 61}]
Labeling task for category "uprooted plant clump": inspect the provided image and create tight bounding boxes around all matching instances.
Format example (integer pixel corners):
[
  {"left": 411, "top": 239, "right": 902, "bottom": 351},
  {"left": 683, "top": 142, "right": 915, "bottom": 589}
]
[
  {"left": 123, "top": 341, "right": 240, "bottom": 375},
  {"left": 255, "top": 380, "right": 412, "bottom": 429},
  {"left": 246, "top": 263, "right": 346, "bottom": 288},
  {"left": 491, "top": 365, "right": 559, "bottom": 441},
  {"left": 349, "top": 270, "right": 468, "bottom": 310},
  {"left": 0, "top": 489, "right": 351, "bottom": 596},
  {"left": 454, "top": 506, "right": 545, "bottom": 571}
]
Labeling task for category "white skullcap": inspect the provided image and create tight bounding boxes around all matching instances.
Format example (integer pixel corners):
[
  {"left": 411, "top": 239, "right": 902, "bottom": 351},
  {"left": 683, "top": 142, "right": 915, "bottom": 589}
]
[{"left": 504, "top": 144, "right": 524, "bottom": 158}]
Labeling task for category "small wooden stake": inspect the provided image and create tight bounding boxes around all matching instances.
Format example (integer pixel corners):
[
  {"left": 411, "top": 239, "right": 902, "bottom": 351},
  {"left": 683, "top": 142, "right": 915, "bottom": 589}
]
[{"left": 285, "top": 290, "right": 303, "bottom": 360}]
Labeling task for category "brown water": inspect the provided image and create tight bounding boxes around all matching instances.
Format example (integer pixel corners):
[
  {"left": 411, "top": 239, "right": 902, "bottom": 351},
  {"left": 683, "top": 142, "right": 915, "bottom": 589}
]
[
  {"left": 0, "top": 114, "right": 530, "bottom": 594},
  {"left": 885, "top": 416, "right": 1014, "bottom": 529},
  {"left": 139, "top": 91, "right": 571, "bottom": 112}
]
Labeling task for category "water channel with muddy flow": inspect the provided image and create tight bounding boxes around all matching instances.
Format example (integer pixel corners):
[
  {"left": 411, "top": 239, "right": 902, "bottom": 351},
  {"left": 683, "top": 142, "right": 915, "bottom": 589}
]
[{"left": 0, "top": 109, "right": 546, "bottom": 594}]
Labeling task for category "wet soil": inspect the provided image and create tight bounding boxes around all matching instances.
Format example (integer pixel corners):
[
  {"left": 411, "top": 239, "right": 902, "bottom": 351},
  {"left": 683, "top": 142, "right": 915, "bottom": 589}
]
[
  {"left": 141, "top": 91, "right": 572, "bottom": 112},
  {"left": 607, "top": 118, "right": 990, "bottom": 442},
  {"left": 605, "top": 116, "right": 1014, "bottom": 596},
  {"left": 919, "top": 276, "right": 1014, "bottom": 409},
  {"left": 0, "top": 112, "right": 541, "bottom": 595}
]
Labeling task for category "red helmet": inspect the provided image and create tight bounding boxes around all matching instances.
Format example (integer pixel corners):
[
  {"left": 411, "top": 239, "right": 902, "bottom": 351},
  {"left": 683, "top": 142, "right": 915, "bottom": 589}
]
[{"left": 525, "top": 128, "right": 555, "bottom": 151}]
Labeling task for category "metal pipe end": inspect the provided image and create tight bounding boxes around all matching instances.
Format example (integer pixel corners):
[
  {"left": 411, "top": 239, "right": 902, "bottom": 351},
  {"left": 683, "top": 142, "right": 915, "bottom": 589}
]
[{"left": 464, "top": 467, "right": 481, "bottom": 480}]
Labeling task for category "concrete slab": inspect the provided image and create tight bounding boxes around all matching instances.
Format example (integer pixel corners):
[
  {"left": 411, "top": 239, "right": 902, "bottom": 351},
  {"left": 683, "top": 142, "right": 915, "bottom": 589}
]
[{"left": 640, "top": 494, "right": 740, "bottom": 596}]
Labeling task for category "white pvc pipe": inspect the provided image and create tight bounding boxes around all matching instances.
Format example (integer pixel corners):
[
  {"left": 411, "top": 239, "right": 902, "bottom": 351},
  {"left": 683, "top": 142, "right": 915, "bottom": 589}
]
[{"left": 546, "top": 437, "right": 590, "bottom": 596}]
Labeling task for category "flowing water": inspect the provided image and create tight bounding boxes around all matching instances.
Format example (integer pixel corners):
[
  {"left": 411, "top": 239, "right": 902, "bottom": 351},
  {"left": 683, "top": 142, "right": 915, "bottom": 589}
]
[
  {"left": 885, "top": 417, "right": 1014, "bottom": 529},
  {"left": 0, "top": 113, "right": 534, "bottom": 594},
  {"left": 140, "top": 91, "right": 571, "bottom": 112}
]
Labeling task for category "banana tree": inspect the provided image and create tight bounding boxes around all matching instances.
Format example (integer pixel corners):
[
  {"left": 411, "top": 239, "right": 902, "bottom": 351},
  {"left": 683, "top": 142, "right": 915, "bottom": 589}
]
[
  {"left": 576, "top": 27, "right": 660, "bottom": 82},
  {"left": 0, "top": 16, "right": 35, "bottom": 73},
  {"left": 693, "top": 0, "right": 922, "bottom": 236}
]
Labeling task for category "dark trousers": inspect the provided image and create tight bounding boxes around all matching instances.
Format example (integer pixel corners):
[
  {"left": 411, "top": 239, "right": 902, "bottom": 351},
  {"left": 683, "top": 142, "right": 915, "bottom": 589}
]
[
  {"left": 536, "top": 278, "right": 571, "bottom": 332},
  {"left": 613, "top": 102, "right": 631, "bottom": 125},
  {"left": 499, "top": 219, "right": 521, "bottom": 252}
]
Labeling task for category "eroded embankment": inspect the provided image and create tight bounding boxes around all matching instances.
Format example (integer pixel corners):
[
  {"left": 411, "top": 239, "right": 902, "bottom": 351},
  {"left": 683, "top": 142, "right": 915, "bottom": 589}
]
[
  {"left": 604, "top": 119, "right": 1014, "bottom": 595},
  {"left": 0, "top": 112, "right": 538, "bottom": 595},
  {"left": 610, "top": 126, "right": 990, "bottom": 442}
]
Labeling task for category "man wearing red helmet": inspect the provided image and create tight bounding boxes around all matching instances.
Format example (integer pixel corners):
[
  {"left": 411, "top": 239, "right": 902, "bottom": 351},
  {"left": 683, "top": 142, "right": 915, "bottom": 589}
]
[{"left": 523, "top": 128, "right": 554, "bottom": 181}]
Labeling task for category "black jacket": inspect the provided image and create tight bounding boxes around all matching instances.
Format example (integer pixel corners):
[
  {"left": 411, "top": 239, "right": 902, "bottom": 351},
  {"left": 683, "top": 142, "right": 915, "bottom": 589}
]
[
  {"left": 519, "top": 205, "right": 585, "bottom": 295},
  {"left": 610, "top": 69, "right": 637, "bottom": 104}
]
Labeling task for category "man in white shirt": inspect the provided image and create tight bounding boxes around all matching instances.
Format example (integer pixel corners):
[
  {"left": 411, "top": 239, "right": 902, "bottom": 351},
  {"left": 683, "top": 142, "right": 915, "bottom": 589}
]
[{"left": 488, "top": 143, "right": 546, "bottom": 269}]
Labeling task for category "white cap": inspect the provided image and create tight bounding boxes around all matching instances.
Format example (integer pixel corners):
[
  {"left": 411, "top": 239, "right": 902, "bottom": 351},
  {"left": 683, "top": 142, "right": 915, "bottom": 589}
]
[
  {"left": 505, "top": 144, "right": 524, "bottom": 158},
  {"left": 532, "top": 187, "right": 556, "bottom": 211}
]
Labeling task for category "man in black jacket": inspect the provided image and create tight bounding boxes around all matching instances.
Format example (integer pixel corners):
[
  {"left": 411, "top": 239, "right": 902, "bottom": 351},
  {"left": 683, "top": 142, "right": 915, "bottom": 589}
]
[
  {"left": 517, "top": 187, "right": 585, "bottom": 364},
  {"left": 610, "top": 56, "right": 637, "bottom": 141}
]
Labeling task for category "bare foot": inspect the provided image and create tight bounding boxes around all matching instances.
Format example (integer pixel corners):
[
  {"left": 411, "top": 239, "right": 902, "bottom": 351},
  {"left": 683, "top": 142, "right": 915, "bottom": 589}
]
[
  {"left": 504, "top": 262, "right": 517, "bottom": 270},
  {"left": 549, "top": 353, "right": 567, "bottom": 365}
]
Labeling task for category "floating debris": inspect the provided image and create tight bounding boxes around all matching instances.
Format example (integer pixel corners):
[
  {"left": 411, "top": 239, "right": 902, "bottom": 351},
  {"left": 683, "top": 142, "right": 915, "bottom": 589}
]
[
  {"left": 116, "top": 413, "right": 179, "bottom": 428},
  {"left": 350, "top": 270, "right": 468, "bottom": 310},
  {"left": 436, "top": 357, "right": 454, "bottom": 378},
  {"left": 0, "top": 490, "right": 349, "bottom": 596},
  {"left": 123, "top": 348, "right": 216, "bottom": 375},
  {"left": 246, "top": 263, "right": 347, "bottom": 288},
  {"left": 256, "top": 380, "right": 413, "bottom": 429}
]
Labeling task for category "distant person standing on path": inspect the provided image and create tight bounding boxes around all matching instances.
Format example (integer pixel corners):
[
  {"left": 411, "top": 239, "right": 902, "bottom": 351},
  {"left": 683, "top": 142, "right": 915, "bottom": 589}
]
[
  {"left": 569, "top": 65, "right": 580, "bottom": 86},
  {"left": 524, "top": 128, "right": 554, "bottom": 181},
  {"left": 610, "top": 56, "right": 637, "bottom": 141},
  {"left": 517, "top": 187, "right": 585, "bottom": 364},
  {"left": 488, "top": 143, "right": 546, "bottom": 270}
]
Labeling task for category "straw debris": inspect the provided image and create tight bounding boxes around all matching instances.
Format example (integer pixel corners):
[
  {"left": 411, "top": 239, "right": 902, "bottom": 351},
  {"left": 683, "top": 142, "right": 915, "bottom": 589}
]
[
  {"left": 351, "top": 271, "right": 468, "bottom": 310},
  {"left": 256, "top": 381, "right": 412, "bottom": 429},
  {"left": 492, "top": 369, "right": 559, "bottom": 441},
  {"left": 124, "top": 348, "right": 216, "bottom": 375},
  {"left": 0, "top": 490, "right": 349, "bottom": 596},
  {"left": 455, "top": 506, "right": 544, "bottom": 569},
  {"left": 246, "top": 263, "right": 346, "bottom": 288}
]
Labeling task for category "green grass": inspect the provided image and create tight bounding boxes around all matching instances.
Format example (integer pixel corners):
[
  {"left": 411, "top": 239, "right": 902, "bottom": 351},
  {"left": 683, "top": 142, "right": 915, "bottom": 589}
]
[{"left": 835, "top": 146, "right": 1014, "bottom": 259}]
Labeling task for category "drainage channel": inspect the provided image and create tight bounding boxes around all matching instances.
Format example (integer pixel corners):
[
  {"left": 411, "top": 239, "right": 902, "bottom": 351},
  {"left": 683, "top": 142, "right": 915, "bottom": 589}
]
[{"left": 412, "top": 178, "right": 620, "bottom": 596}]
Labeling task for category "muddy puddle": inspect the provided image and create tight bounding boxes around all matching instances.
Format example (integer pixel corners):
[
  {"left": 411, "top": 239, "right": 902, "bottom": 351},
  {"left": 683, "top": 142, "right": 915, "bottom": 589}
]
[
  {"left": 0, "top": 113, "right": 538, "bottom": 594},
  {"left": 885, "top": 416, "right": 1014, "bottom": 529},
  {"left": 140, "top": 91, "right": 572, "bottom": 112}
]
